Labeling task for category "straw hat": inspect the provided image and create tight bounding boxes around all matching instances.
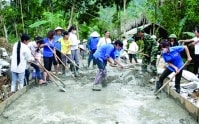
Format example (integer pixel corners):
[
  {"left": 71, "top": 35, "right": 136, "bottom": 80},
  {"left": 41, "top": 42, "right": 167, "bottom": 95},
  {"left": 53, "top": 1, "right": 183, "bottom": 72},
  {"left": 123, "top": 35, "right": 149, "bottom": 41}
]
[
  {"left": 55, "top": 26, "right": 64, "bottom": 31},
  {"left": 90, "top": 31, "right": 100, "bottom": 37}
]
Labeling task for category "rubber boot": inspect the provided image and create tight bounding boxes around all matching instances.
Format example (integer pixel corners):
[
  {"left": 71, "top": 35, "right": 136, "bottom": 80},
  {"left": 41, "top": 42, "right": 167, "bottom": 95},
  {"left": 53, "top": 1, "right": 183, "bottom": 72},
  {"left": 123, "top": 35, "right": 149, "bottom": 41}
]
[
  {"left": 175, "top": 85, "right": 180, "bottom": 94},
  {"left": 155, "top": 81, "right": 162, "bottom": 91}
]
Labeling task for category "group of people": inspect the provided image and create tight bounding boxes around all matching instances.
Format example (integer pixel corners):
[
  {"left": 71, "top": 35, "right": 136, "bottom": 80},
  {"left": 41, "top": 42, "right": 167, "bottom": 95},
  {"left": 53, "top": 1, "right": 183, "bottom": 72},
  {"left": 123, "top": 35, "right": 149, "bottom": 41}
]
[
  {"left": 9, "top": 25, "right": 199, "bottom": 94},
  {"left": 155, "top": 28, "right": 199, "bottom": 93},
  {"left": 10, "top": 25, "right": 79, "bottom": 93}
]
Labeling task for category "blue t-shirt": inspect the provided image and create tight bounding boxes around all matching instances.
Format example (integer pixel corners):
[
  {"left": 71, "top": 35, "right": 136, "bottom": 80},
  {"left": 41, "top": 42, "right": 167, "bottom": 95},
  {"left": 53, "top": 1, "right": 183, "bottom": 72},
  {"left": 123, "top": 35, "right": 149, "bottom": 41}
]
[
  {"left": 43, "top": 38, "right": 55, "bottom": 57},
  {"left": 93, "top": 44, "right": 117, "bottom": 62},
  {"left": 54, "top": 35, "right": 62, "bottom": 51},
  {"left": 162, "top": 46, "right": 184, "bottom": 72},
  {"left": 88, "top": 37, "right": 99, "bottom": 51}
]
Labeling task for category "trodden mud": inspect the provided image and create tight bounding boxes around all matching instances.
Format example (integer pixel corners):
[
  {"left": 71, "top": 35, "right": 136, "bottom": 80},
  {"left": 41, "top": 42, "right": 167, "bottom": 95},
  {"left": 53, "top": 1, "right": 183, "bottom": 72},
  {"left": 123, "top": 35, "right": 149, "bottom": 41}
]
[{"left": 0, "top": 65, "right": 197, "bottom": 124}]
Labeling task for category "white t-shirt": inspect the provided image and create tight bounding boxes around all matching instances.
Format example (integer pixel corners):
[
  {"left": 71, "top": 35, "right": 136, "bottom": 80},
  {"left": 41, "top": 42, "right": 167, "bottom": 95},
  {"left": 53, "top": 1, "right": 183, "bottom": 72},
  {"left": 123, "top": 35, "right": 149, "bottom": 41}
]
[
  {"left": 69, "top": 33, "right": 79, "bottom": 50},
  {"left": 97, "top": 37, "right": 111, "bottom": 48},
  {"left": 28, "top": 41, "right": 42, "bottom": 62},
  {"left": 123, "top": 39, "right": 128, "bottom": 50},
  {"left": 128, "top": 42, "right": 139, "bottom": 54},
  {"left": 192, "top": 37, "right": 199, "bottom": 54},
  {"left": 11, "top": 42, "right": 33, "bottom": 73}
]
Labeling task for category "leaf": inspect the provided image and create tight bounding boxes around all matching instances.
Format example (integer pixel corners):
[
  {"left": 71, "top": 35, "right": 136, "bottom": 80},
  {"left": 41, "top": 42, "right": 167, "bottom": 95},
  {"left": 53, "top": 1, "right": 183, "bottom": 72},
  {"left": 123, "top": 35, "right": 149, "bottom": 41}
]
[
  {"left": 29, "top": 20, "right": 48, "bottom": 28},
  {"left": 182, "top": 32, "right": 195, "bottom": 37}
]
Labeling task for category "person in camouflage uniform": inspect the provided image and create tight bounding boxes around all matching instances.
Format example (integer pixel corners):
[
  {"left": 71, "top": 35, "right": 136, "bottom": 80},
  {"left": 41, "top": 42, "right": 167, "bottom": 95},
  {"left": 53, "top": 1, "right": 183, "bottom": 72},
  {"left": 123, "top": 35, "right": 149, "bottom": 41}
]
[{"left": 137, "top": 28, "right": 159, "bottom": 76}]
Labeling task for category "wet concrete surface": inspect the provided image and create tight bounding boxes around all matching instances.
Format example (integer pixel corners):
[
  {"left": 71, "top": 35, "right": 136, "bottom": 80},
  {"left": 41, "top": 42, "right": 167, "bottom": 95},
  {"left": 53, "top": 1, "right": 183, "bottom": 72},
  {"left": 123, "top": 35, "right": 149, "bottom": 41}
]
[{"left": 0, "top": 66, "right": 197, "bottom": 124}]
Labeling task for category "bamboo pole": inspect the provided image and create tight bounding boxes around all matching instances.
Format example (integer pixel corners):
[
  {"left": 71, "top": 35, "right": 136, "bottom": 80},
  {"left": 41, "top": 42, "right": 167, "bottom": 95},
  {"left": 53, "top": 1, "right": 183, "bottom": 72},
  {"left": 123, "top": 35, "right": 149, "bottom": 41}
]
[
  {"left": 47, "top": 45, "right": 77, "bottom": 80},
  {"left": 30, "top": 61, "right": 66, "bottom": 92},
  {"left": 54, "top": 48, "right": 81, "bottom": 70}
]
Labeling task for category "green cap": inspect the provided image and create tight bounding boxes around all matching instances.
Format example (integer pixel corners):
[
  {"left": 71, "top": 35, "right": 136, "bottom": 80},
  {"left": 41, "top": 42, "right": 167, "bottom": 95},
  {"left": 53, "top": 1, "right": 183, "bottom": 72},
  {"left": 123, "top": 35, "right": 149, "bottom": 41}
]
[{"left": 169, "top": 34, "right": 177, "bottom": 38}]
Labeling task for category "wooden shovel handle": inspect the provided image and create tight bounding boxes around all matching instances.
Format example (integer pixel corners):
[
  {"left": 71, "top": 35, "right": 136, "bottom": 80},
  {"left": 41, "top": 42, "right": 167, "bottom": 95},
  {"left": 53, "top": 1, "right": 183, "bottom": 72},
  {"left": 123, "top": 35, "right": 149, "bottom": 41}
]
[{"left": 155, "top": 61, "right": 189, "bottom": 95}]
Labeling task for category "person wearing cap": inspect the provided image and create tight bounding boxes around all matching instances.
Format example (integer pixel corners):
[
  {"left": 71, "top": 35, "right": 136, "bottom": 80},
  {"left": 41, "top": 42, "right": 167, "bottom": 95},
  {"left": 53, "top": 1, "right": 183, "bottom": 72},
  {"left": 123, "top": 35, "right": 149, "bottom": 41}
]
[
  {"left": 179, "top": 27, "right": 199, "bottom": 77},
  {"left": 53, "top": 26, "right": 64, "bottom": 74},
  {"left": 137, "top": 28, "right": 159, "bottom": 76},
  {"left": 156, "top": 40, "right": 192, "bottom": 93},
  {"left": 87, "top": 31, "right": 100, "bottom": 68},
  {"left": 92, "top": 40, "right": 124, "bottom": 90},
  {"left": 68, "top": 25, "right": 80, "bottom": 76},
  {"left": 127, "top": 38, "right": 139, "bottom": 63},
  {"left": 11, "top": 34, "right": 34, "bottom": 93},
  {"left": 97, "top": 31, "right": 111, "bottom": 49},
  {"left": 169, "top": 34, "right": 179, "bottom": 47},
  {"left": 58, "top": 31, "right": 72, "bottom": 75}
]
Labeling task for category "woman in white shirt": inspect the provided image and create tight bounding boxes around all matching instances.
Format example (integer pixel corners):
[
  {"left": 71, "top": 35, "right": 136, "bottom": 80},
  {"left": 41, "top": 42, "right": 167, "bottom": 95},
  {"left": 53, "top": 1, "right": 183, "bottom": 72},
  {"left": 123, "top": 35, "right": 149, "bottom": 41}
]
[
  {"left": 97, "top": 31, "right": 111, "bottom": 48},
  {"left": 68, "top": 25, "right": 80, "bottom": 75},
  {"left": 28, "top": 36, "right": 46, "bottom": 85},
  {"left": 11, "top": 34, "right": 34, "bottom": 93}
]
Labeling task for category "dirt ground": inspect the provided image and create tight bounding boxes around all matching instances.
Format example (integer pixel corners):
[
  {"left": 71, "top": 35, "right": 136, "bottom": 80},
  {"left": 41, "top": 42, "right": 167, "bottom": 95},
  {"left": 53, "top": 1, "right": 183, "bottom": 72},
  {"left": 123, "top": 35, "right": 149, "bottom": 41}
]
[{"left": 0, "top": 61, "right": 197, "bottom": 124}]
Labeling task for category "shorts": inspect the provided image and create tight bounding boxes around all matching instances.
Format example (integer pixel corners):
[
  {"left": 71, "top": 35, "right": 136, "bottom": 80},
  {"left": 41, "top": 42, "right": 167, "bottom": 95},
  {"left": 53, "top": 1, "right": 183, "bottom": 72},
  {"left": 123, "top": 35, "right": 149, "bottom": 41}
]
[{"left": 43, "top": 56, "right": 53, "bottom": 71}]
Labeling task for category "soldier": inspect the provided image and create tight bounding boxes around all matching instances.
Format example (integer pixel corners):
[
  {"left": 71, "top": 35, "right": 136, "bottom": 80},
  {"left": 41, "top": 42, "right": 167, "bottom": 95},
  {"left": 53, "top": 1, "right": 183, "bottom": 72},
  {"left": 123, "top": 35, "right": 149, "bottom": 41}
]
[
  {"left": 137, "top": 28, "right": 159, "bottom": 78},
  {"left": 168, "top": 34, "right": 179, "bottom": 47}
]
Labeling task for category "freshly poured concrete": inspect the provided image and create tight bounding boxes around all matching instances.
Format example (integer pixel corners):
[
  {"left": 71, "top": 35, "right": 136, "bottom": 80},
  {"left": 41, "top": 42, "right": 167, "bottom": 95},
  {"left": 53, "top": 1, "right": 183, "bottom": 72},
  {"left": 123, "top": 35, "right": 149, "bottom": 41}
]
[{"left": 0, "top": 65, "right": 197, "bottom": 124}]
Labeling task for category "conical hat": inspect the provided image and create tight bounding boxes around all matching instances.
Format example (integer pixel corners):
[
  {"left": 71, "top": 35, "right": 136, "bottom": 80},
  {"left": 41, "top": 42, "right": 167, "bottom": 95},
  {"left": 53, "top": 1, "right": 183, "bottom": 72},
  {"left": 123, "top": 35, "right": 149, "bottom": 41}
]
[
  {"left": 55, "top": 26, "right": 64, "bottom": 31},
  {"left": 90, "top": 31, "right": 100, "bottom": 37}
]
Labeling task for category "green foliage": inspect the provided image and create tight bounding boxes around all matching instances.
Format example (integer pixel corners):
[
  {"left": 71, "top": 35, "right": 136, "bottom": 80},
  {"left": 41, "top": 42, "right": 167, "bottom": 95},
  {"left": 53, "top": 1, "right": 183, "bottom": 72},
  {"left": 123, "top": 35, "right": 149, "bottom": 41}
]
[
  {"left": 28, "top": 11, "right": 66, "bottom": 36},
  {"left": 145, "top": 0, "right": 199, "bottom": 37},
  {"left": 1, "top": 0, "right": 199, "bottom": 44},
  {"left": 29, "top": 20, "right": 48, "bottom": 28}
]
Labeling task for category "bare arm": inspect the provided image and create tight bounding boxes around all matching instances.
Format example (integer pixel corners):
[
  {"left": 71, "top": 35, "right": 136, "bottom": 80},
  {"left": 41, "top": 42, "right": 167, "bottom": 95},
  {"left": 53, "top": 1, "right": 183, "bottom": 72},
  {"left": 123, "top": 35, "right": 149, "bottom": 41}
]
[
  {"left": 184, "top": 46, "right": 192, "bottom": 61},
  {"left": 114, "top": 59, "right": 123, "bottom": 68},
  {"left": 168, "top": 62, "right": 178, "bottom": 72},
  {"left": 179, "top": 39, "right": 193, "bottom": 43},
  {"left": 40, "top": 43, "right": 47, "bottom": 48},
  {"left": 106, "top": 57, "right": 114, "bottom": 66},
  {"left": 106, "top": 57, "right": 123, "bottom": 68},
  {"left": 191, "top": 40, "right": 199, "bottom": 45}
]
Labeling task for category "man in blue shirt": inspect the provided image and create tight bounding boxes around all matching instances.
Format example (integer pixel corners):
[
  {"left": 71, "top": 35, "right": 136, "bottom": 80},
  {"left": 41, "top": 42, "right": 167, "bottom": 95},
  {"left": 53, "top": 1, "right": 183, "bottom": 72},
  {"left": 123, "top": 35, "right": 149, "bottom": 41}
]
[
  {"left": 156, "top": 40, "right": 192, "bottom": 93},
  {"left": 92, "top": 40, "right": 124, "bottom": 90}
]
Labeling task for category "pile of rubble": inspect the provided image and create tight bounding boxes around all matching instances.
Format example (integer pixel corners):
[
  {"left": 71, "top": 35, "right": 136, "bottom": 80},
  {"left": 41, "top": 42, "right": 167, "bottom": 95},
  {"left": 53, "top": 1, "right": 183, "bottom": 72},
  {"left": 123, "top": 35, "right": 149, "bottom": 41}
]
[{"left": 0, "top": 38, "right": 11, "bottom": 102}]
